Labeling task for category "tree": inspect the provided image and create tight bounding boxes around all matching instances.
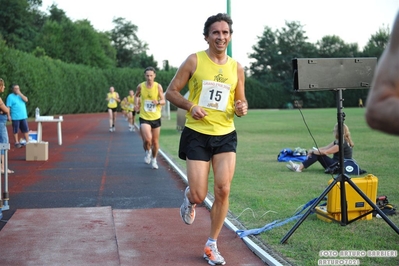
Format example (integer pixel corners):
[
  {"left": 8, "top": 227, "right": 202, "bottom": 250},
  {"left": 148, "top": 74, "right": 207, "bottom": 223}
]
[
  {"left": 248, "top": 26, "right": 278, "bottom": 82},
  {"left": 35, "top": 5, "right": 116, "bottom": 68},
  {"left": 109, "top": 17, "right": 157, "bottom": 69},
  {"left": 249, "top": 21, "right": 317, "bottom": 82},
  {"left": 248, "top": 21, "right": 317, "bottom": 107},
  {"left": 0, "top": 0, "right": 46, "bottom": 51},
  {"left": 362, "top": 26, "right": 390, "bottom": 58},
  {"left": 316, "top": 35, "right": 360, "bottom": 58}
]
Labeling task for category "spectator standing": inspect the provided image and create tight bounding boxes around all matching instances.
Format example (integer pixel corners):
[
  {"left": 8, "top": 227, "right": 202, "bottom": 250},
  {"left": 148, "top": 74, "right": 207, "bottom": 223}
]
[
  {"left": 6, "top": 84, "right": 29, "bottom": 148},
  {"left": 0, "top": 79, "right": 13, "bottom": 174}
]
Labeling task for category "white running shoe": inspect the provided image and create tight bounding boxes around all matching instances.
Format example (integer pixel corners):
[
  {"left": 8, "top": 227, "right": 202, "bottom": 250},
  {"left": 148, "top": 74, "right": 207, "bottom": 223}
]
[
  {"left": 203, "top": 243, "right": 226, "bottom": 265},
  {"left": 144, "top": 150, "right": 151, "bottom": 164},
  {"left": 151, "top": 158, "right": 158, "bottom": 169},
  {"left": 286, "top": 160, "right": 301, "bottom": 172},
  {"left": 180, "top": 186, "right": 196, "bottom": 225},
  {"left": 109, "top": 127, "right": 113, "bottom": 132}
]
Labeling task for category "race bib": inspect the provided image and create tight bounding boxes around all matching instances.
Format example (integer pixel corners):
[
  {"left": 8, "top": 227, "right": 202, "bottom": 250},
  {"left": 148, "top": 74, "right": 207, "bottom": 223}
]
[
  {"left": 198, "top": 80, "right": 231, "bottom": 112},
  {"left": 109, "top": 98, "right": 115, "bottom": 104},
  {"left": 144, "top": 100, "right": 156, "bottom": 112},
  {"left": 129, "top": 104, "right": 134, "bottom": 109}
]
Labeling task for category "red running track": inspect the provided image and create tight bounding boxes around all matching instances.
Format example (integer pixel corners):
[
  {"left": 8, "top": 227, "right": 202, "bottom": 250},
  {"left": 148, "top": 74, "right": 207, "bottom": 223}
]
[{"left": 0, "top": 113, "right": 268, "bottom": 265}]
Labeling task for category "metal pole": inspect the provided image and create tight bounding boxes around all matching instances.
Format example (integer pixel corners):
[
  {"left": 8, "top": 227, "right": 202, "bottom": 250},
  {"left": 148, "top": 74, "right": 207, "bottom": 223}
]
[{"left": 227, "top": 0, "right": 232, "bottom": 57}]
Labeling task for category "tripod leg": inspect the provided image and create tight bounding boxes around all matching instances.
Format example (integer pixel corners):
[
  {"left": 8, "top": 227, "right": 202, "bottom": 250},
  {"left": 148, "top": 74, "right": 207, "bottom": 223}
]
[
  {"left": 345, "top": 176, "right": 399, "bottom": 234},
  {"left": 280, "top": 178, "right": 338, "bottom": 244}
]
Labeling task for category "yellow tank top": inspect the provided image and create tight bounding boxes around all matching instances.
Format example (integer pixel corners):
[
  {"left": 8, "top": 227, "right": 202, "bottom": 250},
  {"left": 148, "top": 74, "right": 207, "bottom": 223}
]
[
  {"left": 185, "top": 51, "right": 238, "bottom": 135},
  {"left": 139, "top": 82, "right": 161, "bottom": 120},
  {"left": 107, "top": 92, "right": 118, "bottom": 108},
  {"left": 127, "top": 95, "right": 135, "bottom": 111}
]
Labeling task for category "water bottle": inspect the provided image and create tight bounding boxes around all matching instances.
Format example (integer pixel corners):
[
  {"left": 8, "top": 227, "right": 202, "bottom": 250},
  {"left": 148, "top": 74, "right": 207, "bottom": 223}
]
[{"left": 35, "top": 107, "right": 40, "bottom": 118}]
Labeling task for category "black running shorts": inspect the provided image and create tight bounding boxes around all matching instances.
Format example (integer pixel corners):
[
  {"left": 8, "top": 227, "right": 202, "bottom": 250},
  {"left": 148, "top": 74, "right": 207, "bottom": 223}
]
[
  {"left": 139, "top": 118, "right": 161, "bottom": 129},
  {"left": 178, "top": 127, "right": 237, "bottom": 161}
]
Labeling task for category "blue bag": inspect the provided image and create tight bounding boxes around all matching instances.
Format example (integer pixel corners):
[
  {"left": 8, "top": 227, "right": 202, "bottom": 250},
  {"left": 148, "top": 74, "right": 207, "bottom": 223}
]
[
  {"left": 324, "top": 159, "right": 366, "bottom": 176},
  {"left": 277, "top": 148, "right": 307, "bottom": 162}
]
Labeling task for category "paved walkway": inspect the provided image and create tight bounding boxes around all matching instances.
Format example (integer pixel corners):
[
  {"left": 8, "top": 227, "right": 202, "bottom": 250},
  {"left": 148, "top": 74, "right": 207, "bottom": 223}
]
[{"left": 0, "top": 113, "right": 268, "bottom": 265}]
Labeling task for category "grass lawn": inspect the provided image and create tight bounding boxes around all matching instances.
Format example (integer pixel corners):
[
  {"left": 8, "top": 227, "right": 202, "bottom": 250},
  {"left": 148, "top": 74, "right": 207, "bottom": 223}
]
[{"left": 159, "top": 107, "right": 399, "bottom": 266}]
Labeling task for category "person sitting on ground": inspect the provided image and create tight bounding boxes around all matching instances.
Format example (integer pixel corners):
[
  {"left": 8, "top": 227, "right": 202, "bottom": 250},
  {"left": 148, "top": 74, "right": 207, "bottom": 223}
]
[{"left": 286, "top": 123, "right": 354, "bottom": 172}]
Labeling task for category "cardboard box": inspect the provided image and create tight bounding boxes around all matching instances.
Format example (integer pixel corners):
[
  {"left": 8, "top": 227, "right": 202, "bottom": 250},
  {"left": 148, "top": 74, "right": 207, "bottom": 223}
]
[{"left": 26, "top": 142, "right": 48, "bottom": 161}]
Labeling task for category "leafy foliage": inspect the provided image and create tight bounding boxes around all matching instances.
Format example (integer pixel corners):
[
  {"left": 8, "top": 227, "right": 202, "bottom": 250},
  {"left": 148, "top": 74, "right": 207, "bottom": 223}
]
[
  {"left": 0, "top": 1, "right": 155, "bottom": 69},
  {"left": 0, "top": 0, "right": 46, "bottom": 51},
  {"left": 362, "top": 26, "right": 390, "bottom": 57},
  {"left": 33, "top": 5, "right": 116, "bottom": 68},
  {"left": 0, "top": 41, "right": 174, "bottom": 116},
  {"left": 247, "top": 20, "right": 389, "bottom": 109},
  {"left": 109, "top": 17, "right": 158, "bottom": 69}
]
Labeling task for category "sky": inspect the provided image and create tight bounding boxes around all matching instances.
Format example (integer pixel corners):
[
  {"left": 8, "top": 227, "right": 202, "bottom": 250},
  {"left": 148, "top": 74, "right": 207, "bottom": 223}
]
[{"left": 40, "top": 0, "right": 399, "bottom": 69}]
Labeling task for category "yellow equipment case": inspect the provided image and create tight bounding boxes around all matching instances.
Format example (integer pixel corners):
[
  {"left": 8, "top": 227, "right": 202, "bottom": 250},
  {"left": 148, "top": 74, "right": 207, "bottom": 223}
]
[{"left": 315, "top": 174, "right": 378, "bottom": 222}]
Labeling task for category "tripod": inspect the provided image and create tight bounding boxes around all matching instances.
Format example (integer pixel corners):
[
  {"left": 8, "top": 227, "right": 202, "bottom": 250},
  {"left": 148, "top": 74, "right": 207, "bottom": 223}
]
[{"left": 280, "top": 88, "right": 399, "bottom": 244}]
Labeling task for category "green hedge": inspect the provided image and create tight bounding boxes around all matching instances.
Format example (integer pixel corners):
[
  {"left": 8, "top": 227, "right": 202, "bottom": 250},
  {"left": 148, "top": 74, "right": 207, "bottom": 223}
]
[{"left": 0, "top": 42, "right": 176, "bottom": 116}]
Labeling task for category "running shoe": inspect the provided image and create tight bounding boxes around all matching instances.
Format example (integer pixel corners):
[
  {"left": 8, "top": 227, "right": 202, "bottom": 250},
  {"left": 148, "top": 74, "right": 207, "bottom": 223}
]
[
  {"left": 286, "top": 160, "right": 301, "bottom": 172},
  {"left": 180, "top": 186, "right": 196, "bottom": 225},
  {"left": 203, "top": 243, "right": 226, "bottom": 265},
  {"left": 144, "top": 150, "right": 151, "bottom": 164},
  {"left": 151, "top": 158, "right": 158, "bottom": 169}
]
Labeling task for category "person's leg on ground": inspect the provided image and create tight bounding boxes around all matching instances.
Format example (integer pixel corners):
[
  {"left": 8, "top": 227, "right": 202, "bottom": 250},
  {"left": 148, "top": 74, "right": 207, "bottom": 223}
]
[
  {"left": 122, "top": 109, "right": 127, "bottom": 120},
  {"left": 0, "top": 154, "right": 12, "bottom": 173},
  {"left": 112, "top": 109, "right": 117, "bottom": 131},
  {"left": 317, "top": 155, "right": 335, "bottom": 169},
  {"left": 181, "top": 159, "right": 210, "bottom": 224},
  {"left": 11, "top": 120, "right": 21, "bottom": 148},
  {"left": 1, "top": 154, "right": 4, "bottom": 172},
  {"left": 150, "top": 126, "right": 161, "bottom": 169},
  {"left": 132, "top": 111, "right": 136, "bottom": 129},
  {"left": 203, "top": 152, "right": 235, "bottom": 265},
  {"left": 209, "top": 152, "right": 235, "bottom": 239},
  {"left": 140, "top": 122, "right": 152, "bottom": 164},
  {"left": 127, "top": 112, "right": 133, "bottom": 131},
  {"left": 0, "top": 122, "right": 12, "bottom": 173},
  {"left": 108, "top": 109, "right": 113, "bottom": 131},
  {"left": 20, "top": 119, "right": 29, "bottom": 145},
  {"left": 287, "top": 154, "right": 319, "bottom": 172}
]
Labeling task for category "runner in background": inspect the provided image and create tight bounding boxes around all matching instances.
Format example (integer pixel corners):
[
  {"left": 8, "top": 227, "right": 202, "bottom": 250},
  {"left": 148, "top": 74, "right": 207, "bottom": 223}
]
[
  {"left": 134, "top": 67, "right": 165, "bottom": 169},
  {"left": 124, "top": 90, "right": 137, "bottom": 131},
  {"left": 106, "top": 86, "right": 120, "bottom": 132},
  {"left": 120, "top": 96, "right": 129, "bottom": 122}
]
